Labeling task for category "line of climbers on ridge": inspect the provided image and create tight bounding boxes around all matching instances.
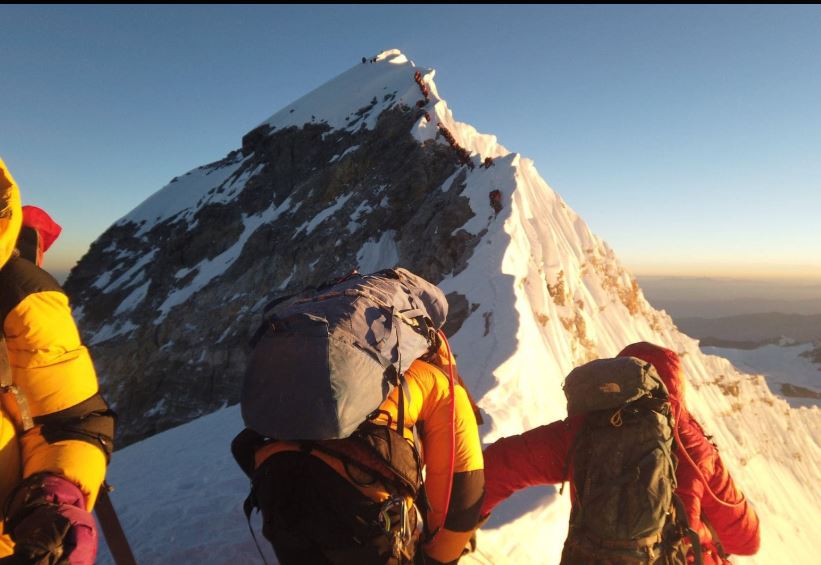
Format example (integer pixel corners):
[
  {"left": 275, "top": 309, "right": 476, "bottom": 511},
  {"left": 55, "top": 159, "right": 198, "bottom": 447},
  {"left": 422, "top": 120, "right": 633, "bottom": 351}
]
[
  {"left": 412, "top": 70, "right": 496, "bottom": 175},
  {"left": 412, "top": 70, "right": 476, "bottom": 170},
  {"left": 359, "top": 62, "right": 494, "bottom": 175},
  {"left": 0, "top": 155, "right": 762, "bottom": 565}
]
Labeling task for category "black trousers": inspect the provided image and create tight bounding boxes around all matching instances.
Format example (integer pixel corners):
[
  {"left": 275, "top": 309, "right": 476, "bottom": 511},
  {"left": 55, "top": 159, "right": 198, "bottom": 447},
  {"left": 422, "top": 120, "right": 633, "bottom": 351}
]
[{"left": 253, "top": 451, "right": 411, "bottom": 565}]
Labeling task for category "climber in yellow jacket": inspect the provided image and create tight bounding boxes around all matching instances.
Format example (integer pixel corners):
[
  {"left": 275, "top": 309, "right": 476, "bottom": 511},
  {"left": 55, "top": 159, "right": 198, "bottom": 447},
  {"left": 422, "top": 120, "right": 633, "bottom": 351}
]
[
  {"left": 233, "top": 340, "right": 485, "bottom": 565},
  {"left": 0, "top": 157, "right": 115, "bottom": 564}
]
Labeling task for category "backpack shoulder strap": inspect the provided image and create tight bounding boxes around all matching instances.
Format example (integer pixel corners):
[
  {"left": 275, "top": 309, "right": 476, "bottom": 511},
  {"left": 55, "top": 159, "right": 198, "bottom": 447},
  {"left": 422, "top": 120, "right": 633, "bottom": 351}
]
[{"left": 671, "top": 493, "right": 704, "bottom": 565}]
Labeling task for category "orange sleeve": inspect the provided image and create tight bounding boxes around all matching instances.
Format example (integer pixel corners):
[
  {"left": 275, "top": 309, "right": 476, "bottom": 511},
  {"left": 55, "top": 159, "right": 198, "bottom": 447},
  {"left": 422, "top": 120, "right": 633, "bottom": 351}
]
[{"left": 373, "top": 359, "right": 484, "bottom": 563}]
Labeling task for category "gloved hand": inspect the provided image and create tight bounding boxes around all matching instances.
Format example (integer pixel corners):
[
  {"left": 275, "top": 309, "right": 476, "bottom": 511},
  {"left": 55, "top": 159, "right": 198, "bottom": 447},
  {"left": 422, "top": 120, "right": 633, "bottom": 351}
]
[{"left": 4, "top": 473, "right": 97, "bottom": 565}]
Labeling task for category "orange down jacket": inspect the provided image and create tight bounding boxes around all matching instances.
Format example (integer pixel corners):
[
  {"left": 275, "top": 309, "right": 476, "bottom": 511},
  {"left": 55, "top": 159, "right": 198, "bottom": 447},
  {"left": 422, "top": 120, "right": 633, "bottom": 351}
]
[
  {"left": 481, "top": 342, "right": 760, "bottom": 564},
  {"left": 0, "top": 157, "right": 113, "bottom": 556}
]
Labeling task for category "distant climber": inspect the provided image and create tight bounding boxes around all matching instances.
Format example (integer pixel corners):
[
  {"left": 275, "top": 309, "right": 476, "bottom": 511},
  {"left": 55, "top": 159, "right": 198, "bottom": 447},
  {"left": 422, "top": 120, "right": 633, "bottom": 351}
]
[
  {"left": 362, "top": 57, "right": 367, "bottom": 64},
  {"left": 489, "top": 190, "right": 502, "bottom": 214}
]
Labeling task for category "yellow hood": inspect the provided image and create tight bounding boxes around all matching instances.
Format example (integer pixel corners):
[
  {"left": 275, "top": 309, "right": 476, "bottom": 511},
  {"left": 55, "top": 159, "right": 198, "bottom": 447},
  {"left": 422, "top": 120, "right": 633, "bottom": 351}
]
[{"left": 0, "top": 157, "right": 23, "bottom": 269}]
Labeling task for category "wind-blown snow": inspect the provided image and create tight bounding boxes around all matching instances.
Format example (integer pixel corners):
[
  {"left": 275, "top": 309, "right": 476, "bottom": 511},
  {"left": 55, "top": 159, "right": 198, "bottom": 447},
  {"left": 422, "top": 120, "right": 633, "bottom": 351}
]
[{"left": 97, "top": 49, "right": 820, "bottom": 564}]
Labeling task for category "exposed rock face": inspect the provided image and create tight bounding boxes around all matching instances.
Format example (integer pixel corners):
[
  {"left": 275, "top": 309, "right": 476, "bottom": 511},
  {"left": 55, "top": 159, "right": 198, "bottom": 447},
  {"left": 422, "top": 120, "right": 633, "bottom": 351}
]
[{"left": 65, "top": 106, "right": 480, "bottom": 446}]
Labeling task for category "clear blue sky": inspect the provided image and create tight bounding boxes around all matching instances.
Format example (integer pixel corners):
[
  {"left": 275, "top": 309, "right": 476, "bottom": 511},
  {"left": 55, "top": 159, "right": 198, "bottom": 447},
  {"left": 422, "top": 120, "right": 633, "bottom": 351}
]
[{"left": 2, "top": 5, "right": 820, "bottom": 281}]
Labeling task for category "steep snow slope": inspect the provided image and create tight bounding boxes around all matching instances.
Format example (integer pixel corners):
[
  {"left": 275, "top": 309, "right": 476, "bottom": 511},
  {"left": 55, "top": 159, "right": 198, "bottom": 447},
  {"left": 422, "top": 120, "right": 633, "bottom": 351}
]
[
  {"left": 448, "top": 151, "right": 821, "bottom": 562},
  {"left": 96, "top": 407, "right": 269, "bottom": 565},
  {"left": 85, "top": 50, "right": 818, "bottom": 564}
]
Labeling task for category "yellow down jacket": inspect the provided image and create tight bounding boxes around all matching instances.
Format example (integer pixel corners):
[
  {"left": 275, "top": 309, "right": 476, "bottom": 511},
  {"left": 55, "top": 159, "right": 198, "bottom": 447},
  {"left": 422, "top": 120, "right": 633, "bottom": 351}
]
[
  {"left": 0, "top": 158, "right": 113, "bottom": 556},
  {"left": 255, "top": 355, "right": 485, "bottom": 564}
]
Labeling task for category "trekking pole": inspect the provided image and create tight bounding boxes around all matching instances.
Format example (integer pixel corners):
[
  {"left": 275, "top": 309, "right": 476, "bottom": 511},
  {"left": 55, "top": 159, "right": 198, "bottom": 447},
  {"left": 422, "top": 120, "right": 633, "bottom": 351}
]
[{"left": 95, "top": 484, "right": 138, "bottom": 565}]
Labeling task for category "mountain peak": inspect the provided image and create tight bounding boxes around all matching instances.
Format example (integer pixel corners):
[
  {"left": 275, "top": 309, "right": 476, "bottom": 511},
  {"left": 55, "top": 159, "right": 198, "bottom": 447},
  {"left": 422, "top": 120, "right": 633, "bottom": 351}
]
[
  {"left": 66, "top": 51, "right": 819, "bottom": 565},
  {"left": 256, "top": 48, "right": 420, "bottom": 133}
]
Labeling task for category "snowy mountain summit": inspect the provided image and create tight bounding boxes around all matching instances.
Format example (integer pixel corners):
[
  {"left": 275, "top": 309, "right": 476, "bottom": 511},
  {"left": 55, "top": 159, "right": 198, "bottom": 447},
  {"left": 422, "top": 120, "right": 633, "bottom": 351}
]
[{"left": 67, "top": 50, "right": 819, "bottom": 564}]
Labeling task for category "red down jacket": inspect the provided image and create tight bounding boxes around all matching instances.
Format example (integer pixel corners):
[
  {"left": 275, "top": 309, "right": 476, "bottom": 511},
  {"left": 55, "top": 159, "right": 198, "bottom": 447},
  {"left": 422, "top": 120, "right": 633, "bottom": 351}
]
[{"left": 481, "top": 342, "right": 760, "bottom": 564}]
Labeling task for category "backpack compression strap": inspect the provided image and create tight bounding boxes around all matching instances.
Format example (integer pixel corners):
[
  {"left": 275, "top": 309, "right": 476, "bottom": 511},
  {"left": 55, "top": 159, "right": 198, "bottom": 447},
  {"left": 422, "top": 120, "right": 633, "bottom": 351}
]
[{"left": 672, "top": 494, "right": 704, "bottom": 565}]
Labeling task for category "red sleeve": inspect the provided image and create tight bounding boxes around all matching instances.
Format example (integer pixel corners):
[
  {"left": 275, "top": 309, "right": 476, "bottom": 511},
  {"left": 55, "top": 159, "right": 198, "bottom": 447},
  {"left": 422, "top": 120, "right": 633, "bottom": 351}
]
[
  {"left": 481, "top": 416, "right": 580, "bottom": 515},
  {"left": 676, "top": 417, "right": 760, "bottom": 557},
  {"left": 700, "top": 453, "right": 761, "bottom": 556}
]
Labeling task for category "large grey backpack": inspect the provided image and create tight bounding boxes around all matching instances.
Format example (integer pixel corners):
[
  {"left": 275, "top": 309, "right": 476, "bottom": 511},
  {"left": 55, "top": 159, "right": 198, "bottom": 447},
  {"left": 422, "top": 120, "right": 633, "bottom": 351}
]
[
  {"left": 241, "top": 267, "right": 448, "bottom": 440},
  {"left": 561, "top": 356, "right": 700, "bottom": 565}
]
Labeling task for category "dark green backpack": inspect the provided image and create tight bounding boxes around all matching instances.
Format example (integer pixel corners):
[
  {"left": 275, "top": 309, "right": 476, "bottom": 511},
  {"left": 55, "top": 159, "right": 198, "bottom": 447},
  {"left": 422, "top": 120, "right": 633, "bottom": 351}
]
[{"left": 560, "top": 357, "right": 701, "bottom": 565}]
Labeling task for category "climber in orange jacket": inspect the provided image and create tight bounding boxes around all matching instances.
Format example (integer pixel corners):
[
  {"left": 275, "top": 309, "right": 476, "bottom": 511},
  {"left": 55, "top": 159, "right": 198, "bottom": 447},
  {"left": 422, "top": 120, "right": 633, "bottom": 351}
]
[
  {"left": 233, "top": 338, "right": 485, "bottom": 565},
  {"left": 0, "top": 158, "right": 115, "bottom": 564},
  {"left": 481, "top": 342, "right": 760, "bottom": 565}
]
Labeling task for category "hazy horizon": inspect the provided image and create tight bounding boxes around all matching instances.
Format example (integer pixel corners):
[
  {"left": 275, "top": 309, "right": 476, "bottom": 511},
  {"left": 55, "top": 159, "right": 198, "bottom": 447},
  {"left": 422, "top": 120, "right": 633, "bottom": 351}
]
[
  {"left": 44, "top": 259, "right": 821, "bottom": 321},
  {"left": 638, "top": 275, "right": 821, "bottom": 318}
]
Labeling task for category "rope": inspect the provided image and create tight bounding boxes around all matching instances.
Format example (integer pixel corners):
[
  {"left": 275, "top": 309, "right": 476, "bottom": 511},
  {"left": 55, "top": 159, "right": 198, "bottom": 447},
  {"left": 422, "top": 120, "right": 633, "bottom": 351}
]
[
  {"left": 427, "top": 330, "right": 456, "bottom": 543},
  {"left": 673, "top": 404, "right": 746, "bottom": 508}
]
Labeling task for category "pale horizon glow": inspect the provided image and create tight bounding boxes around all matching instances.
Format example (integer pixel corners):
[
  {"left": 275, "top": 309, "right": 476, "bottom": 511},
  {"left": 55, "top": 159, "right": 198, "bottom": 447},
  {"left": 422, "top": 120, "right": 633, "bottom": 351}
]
[{"left": 630, "top": 261, "right": 821, "bottom": 281}]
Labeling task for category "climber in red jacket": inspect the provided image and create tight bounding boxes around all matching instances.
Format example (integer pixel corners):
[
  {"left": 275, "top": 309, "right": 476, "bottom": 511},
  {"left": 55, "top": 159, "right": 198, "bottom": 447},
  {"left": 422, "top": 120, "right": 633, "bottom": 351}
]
[{"left": 481, "top": 342, "right": 760, "bottom": 565}]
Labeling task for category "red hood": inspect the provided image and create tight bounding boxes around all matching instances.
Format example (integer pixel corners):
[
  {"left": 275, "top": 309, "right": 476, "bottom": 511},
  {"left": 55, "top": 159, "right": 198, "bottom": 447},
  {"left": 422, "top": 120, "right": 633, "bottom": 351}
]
[
  {"left": 617, "top": 342, "right": 686, "bottom": 413},
  {"left": 22, "top": 205, "right": 62, "bottom": 253}
]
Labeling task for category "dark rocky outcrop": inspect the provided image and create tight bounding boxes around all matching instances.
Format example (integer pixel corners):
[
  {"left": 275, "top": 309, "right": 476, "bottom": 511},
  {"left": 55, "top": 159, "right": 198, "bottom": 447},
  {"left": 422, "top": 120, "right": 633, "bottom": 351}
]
[{"left": 65, "top": 106, "right": 481, "bottom": 447}]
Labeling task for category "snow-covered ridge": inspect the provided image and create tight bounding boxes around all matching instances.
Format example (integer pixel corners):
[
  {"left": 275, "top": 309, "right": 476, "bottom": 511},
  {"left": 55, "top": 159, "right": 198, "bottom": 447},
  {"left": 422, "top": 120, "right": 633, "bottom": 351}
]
[
  {"left": 258, "top": 48, "right": 510, "bottom": 165},
  {"left": 116, "top": 153, "right": 250, "bottom": 236},
  {"left": 259, "top": 49, "right": 420, "bottom": 133}
]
